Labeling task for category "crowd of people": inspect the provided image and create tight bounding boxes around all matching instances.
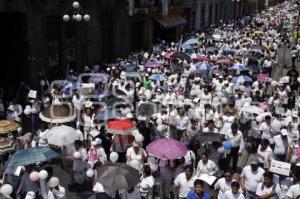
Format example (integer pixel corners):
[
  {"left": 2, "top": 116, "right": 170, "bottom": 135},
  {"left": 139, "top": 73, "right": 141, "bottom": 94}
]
[{"left": 1, "top": 0, "right": 300, "bottom": 199}]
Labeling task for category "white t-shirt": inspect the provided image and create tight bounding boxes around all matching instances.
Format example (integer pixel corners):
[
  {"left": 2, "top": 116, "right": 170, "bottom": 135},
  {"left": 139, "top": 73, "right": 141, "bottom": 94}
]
[
  {"left": 126, "top": 147, "right": 147, "bottom": 167},
  {"left": 196, "top": 160, "right": 218, "bottom": 177},
  {"left": 257, "top": 145, "right": 273, "bottom": 169},
  {"left": 184, "top": 150, "right": 196, "bottom": 166},
  {"left": 174, "top": 173, "right": 195, "bottom": 198},
  {"left": 256, "top": 182, "right": 282, "bottom": 199},
  {"left": 273, "top": 135, "right": 293, "bottom": 155},
  {"left": 223, "top": 190, "right": 245, "bottom": 199},
  {"left": 286, "top": 184, "right": 300, "bottom": 199},
  {"left": 240, "top": 165, "right": 265, "bottom": 192},
  {"left": 215, "top": 178, "right": 234, "bottom": 199}
]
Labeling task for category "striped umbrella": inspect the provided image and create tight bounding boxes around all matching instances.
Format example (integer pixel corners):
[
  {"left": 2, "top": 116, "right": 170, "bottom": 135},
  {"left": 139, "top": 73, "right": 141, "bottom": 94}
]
[
  {"left": 0, "top": 138, "right": 15, "bottom": 155},
  {"left": 0, "top": 120, "right": 20, "bottom": 135}
]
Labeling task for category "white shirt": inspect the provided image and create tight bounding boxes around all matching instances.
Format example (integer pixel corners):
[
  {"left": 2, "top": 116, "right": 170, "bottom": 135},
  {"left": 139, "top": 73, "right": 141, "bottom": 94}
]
[
  {"left": 257, "top": 145, "right": 273, "bottom": 169},
  {"left": 196, "top": 160, "right": 218, "bottom": 177},
  {"left": 223, "top": 190, "right": 245, "bottom": 199},
  {"left": 139, "top": 175, "right": 155, "bottom": 197},
  {"left": 259, "top": 122, "right": 273, "bottom": 141},
  {"left": 225, "top": 130, "right": 245, "bottom": 153},
  {"left": 174, "top": 173, "right": 195, "bottom": 198},
  {"left": 47, "top": 186, "right": 66, "bottom": 199},
  {"left": 184, "top": 150, "right": 196, "bottom": 166},
  {"left": 256, "top": 182, "right": 282, "bottom": 199},
  {"left": 126, "top": 147, "right": 147, "bottom": 167},
  {"left": 286, "top": 184, "right": 300, "bottom": 199},
  {"left": 176, "top": 115, "right": 190, "bottom": 130},
  {"left": 273, "top": 135, "right": 293, "bottom": 155},
  {"left": 240, "top": 165, "right": 265, "bottom": 192},
  {"left": 215, "top": 178, "right": 234, "bottom": 199}
]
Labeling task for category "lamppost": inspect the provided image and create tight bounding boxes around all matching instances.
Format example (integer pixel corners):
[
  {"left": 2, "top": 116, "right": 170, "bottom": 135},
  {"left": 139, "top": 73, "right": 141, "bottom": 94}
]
[{"left": 62, "top": 1, "right": 90, "bottom": 74}]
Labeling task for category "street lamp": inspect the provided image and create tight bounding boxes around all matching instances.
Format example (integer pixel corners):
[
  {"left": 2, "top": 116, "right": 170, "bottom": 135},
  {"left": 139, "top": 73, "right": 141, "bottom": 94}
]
[
  {"left": 63, "top": 1, "right": 90, "bottom": 22},
  {"left": 62, "top": 1, "right": 90, "bottom": 75}
]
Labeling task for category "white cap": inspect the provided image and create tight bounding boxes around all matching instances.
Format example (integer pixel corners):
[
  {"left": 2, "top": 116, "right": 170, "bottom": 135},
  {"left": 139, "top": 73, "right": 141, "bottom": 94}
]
[
  {"left": 48, "top": 177, "right": 60, "bottom": 188},
  {"left": 8, "top": 105, "right": 15, "bottom": 111}
]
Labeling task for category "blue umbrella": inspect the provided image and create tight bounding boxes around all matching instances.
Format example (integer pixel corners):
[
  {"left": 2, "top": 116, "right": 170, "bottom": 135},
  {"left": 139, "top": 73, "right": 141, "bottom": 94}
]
[
  {"left": 125, "top": 64, "right": 139, "bottom": 72},
  {"left": 7, "top": 147, "right": 58, "bottom": 169},
  {"left": 195, "top": 62, "right": 212, "bottom": 71},
  {"left": 231, "top": 76, "right": 252, "bottom": 83},
  {"left": 231, "top": 64, "right": 245, "bottom": 71},
  {"left": 149, "top": 74, "right": 167, "bottom": 81},
  {"left": 183, "top": 38, "right": 199, "bottom": 45},
  {"left": 94, "top": 108, "right": 123, "bottom": 121},
  {"left": 180, "top": 43, "right": 192, "bottom": 49}
]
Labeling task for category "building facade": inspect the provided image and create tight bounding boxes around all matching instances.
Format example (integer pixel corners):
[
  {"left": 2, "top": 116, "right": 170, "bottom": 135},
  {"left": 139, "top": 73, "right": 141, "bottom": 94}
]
[{"left": 0, "top": 0, "right": 282, "bottom": 86}]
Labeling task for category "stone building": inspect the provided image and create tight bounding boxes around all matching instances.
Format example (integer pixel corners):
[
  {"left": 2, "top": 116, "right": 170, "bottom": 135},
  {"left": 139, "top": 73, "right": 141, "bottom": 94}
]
[{"left": 0, "top": 0, "right": 283, "bottom": 86}]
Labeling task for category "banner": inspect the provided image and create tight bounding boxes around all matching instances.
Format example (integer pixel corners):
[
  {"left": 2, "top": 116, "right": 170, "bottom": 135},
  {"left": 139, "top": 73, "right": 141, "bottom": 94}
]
[
  {"left": 269, "top": 160, "right": 291, "bottom": 176},
  {"left": 162, "top": 0, "right": 168, "bottom": 16}
]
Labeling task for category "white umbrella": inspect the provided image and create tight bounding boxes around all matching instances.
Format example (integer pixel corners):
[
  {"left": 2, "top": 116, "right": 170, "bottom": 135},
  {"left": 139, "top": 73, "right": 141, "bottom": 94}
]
[
  {"left": 46, "top": 125, "right": 77, "bottom": 147},
  {"left": 240, "top": 106, "right": 264, "bottom": 115}
]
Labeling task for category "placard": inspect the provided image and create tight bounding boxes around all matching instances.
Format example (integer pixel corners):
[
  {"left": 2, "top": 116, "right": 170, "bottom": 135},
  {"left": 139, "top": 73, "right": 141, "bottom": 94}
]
[
  {"left": 28, "top": 90, "right": 37, "bottom": 99},
  {"left": 198, "top": 174, "right": 217, "bottom": 186},
  {"left": 269, "top": 160, "right": 291, "bottom": 176},
  {"left": 257, "top": 74, "right": 269, "bottom": 82}
]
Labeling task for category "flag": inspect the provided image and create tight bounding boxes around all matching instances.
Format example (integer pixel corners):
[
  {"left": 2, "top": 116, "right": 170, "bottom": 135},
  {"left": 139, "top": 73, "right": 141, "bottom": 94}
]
[{"left": 177, "top": 35, "right": 183, "bottom": 52}]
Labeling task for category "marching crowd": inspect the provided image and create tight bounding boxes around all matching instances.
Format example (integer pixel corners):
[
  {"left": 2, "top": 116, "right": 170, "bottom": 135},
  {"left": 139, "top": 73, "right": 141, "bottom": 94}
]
[{"left": 1, "top": 0, "right": 300, "bottom": 199}]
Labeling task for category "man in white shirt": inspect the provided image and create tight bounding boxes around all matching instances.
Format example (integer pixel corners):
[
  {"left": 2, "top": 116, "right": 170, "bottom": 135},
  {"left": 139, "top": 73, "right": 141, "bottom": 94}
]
[
  {"left": 175, "top": 109, "right": 190, "bottom": 141},
  {"left": 224, "top": 181, "right": 245, "bottom": 199},
  {"left": 240, "top": 159, "right": 265, "bottom": 199},
  {"left": 195, "top": 153, "right": 218, "bottom": 177},
  {"left": 174, "top": 165, "right": 195, "bottom": 199},
  {"left": 273, "top": 129, "right": 293, "bottom": 161},
  {"left": 214, "top": 169, "right": 235, "bottom": 199},
  {"left": 225, "top": 123, "right": 245, "bottom": 171},
  {"left": 256, "top": 171, "right": 282, "bottom": 199},
  {"left": 286, "top": 181, "right": 300, "bottom": 199}
]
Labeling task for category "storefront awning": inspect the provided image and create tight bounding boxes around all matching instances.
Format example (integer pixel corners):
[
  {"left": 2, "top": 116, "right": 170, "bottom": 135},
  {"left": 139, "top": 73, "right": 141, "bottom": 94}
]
[{"left": 154, "top": 16, "right": 187, "bottom": 29}]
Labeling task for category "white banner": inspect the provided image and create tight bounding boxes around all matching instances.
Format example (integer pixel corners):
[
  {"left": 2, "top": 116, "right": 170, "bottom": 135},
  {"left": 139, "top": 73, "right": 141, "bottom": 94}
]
[
  {"left": 162, "top": 0, "right": 168, "bottom": 16},
  {"left": 269, "top": 160, "right": 291, "bottom": 176}
]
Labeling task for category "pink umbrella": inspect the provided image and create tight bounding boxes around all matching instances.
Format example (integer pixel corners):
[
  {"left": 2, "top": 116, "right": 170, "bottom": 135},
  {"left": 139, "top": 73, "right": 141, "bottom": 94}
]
[
  {"left": 259, "top": 102, "right": 269, "bottom": 111},
  {"left": 145, "top": 60, "right": 161, "bottom": 68},
  {"left": 146, "top": 138, "right": 187, "bottom": 160},
  {"left": 163, "top": 51, "right": 174, "bottom": 59}
]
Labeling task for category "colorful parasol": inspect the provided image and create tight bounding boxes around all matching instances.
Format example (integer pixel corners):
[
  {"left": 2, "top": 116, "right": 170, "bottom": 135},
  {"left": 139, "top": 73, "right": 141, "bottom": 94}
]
[
  {"left": 106, "top": 119, "right": 135, "bottom": 134},
  {"left": 146, "top": 138, "right": 187, "bottom": 160},
  {"left": 0, "top": 120, "right": 20, "bottom": 134},
  {"left": 39, "top": 103, "right": 76, "bottom": 123},
  {"left": 0, "top": 138, "right": 15, "bottom": 154}
]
